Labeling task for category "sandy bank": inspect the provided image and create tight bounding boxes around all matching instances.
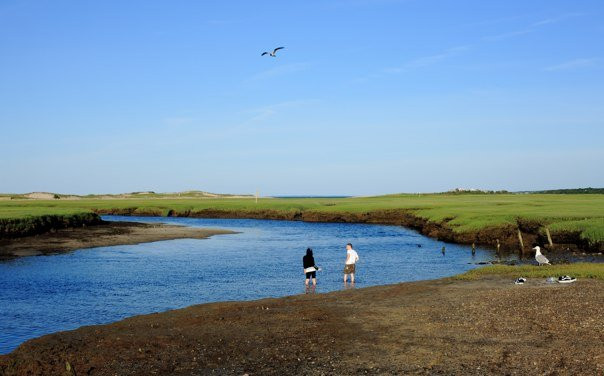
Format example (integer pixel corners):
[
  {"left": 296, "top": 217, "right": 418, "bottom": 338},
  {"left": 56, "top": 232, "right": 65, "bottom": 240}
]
[
  {"left": 0, "top": 222, "right": 235, "bottom": 260},
  {"left": 1, "top": 276, "right": 602, "bottom": 375}
]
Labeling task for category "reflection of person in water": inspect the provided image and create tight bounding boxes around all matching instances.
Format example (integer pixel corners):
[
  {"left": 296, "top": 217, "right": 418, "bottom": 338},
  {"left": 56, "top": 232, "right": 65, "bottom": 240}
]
[{"left": 303, "top": 248, "right": 318, "bottom": 286}]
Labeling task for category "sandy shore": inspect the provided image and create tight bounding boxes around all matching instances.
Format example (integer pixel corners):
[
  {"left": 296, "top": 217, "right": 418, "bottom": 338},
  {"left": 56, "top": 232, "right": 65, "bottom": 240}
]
[
  {"left": 0, "top": 222, "right": 235, "bottom": 259},
  {"left": 0, "top": 276, "right": 602, "bottom": 375}
]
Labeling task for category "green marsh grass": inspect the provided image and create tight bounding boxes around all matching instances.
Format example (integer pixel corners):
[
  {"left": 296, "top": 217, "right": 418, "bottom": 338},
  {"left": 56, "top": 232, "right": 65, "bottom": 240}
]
[
  {"left": 455, "top": 263, "right": 604, "bottom": 281},
  {"left": 0, "top": 193, "right": 603, "bottom": 243}
]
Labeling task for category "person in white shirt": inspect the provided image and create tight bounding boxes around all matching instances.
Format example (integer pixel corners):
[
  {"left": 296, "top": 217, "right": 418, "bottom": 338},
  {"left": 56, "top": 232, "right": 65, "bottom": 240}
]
[{"left": 343, "top": 243, "right": 359, "bottom": 284}]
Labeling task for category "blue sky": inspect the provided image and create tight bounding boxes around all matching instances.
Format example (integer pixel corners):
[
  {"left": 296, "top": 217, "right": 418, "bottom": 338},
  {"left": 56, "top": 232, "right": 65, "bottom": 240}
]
[{"left": 1, "top": 0, "right": 603, "bottom": 195}]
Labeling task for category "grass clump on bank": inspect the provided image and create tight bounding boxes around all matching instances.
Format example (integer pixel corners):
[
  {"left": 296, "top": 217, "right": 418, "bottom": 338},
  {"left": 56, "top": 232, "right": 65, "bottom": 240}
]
[
  {"left": 0, "top": 212, "right": 102, "bottom": 238},
  {"left": 456, "top": 263, "right": 604, "bottom": 281},
  {"left": 548, "top": 218, "right": 604, "bottom": 246}
]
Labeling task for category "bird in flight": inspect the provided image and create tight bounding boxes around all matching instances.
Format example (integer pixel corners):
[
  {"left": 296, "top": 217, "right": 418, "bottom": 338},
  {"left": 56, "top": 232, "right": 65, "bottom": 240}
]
[{"left": 261, "top": 47, "right": 284, "bottom": 57}]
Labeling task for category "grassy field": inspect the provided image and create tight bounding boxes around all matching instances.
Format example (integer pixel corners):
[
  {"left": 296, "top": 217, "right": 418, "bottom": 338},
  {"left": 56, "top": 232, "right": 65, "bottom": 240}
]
[
  {"left": 1, "top": 193, "right": 603, "bottom": 243},
  {"left": 456, "top": 263, "right": 604, "bottom": 280}
]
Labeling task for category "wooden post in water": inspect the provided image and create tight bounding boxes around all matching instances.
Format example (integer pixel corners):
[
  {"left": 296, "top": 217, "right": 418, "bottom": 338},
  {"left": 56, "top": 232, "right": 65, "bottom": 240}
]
[
  {"left": 471, "top": 242, "right": 476, "bottom": 256},
  {"left": 517, "top": 229, "right": 525, "bottom": 253},
  {"left": 545, "top": 227, "right": 554, "bottom": 247},
  {"left": 496, "top": 239, "right": 501, "bottom": 255}
]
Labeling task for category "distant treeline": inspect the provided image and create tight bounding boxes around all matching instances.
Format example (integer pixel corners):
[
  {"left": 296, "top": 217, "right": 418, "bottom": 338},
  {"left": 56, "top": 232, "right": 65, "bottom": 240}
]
[
  {"left": 532, "top": 188, "right": 604, "bottom": 194},
  {"left": 443, "top": 188, "right": 604, "bottom": 195},
  {"left": 442, "top": 189, "right": 510, "bottom": 195}
]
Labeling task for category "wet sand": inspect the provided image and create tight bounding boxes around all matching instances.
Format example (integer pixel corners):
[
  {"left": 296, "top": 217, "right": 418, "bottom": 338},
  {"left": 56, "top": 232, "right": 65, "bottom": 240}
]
[
  {"left": 1, "top": 276, "right": 602, "bottom": 375},
  {"left": 0, "top": 222, "right": 235, "bottom": 259}
]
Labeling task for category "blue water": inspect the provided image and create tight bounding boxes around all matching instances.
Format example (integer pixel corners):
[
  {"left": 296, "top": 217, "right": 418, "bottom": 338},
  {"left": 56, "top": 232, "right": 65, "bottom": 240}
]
[{"left": 0, "top": 216, "right": 505, "bottom": 354}]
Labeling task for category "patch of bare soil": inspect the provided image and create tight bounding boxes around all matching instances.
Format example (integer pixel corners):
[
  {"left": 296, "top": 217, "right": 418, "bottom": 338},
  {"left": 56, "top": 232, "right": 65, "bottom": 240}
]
[
  {"left": 0, "top": 222, "right": 234, "bottom": 259},
  {"left": 1, "top": 277, "right": 602, "bottom": 375}
]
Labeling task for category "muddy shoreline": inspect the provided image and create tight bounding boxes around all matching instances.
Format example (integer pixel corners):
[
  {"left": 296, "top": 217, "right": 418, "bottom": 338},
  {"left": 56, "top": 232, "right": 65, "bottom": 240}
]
[
  {"left": 1, "top": 276, "right": 602, "bottom": 375},
  {"left": 95, "top": 208, "right": 602, "bottom": 253},
  {"left": 0, "top": 222, "right": 234, "bottom": 260}
]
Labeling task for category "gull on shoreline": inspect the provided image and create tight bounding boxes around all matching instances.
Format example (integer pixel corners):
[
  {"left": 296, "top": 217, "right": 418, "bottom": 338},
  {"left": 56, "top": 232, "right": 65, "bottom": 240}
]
[{"left": 533, "top": 246, "right": 550, "bottom": 266}]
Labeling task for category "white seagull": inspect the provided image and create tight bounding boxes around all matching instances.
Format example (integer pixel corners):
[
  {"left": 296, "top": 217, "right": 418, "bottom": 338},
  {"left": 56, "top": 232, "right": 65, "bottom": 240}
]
[
  {"left": 261, "top": 47, "right": 284, "bottom": 57},
  {"left": 533, "top": 246, "right": 550, "bottom": 266}
]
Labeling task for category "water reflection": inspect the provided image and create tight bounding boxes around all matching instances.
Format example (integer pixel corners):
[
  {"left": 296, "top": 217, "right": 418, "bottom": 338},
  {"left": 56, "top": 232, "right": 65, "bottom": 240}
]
[{"left": 304, "top": 285, "right": 317, "bottom": 294}]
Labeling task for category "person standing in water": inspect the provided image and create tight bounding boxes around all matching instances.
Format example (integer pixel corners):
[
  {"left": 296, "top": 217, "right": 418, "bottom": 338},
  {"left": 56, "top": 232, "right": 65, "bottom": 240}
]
[
  {"left": 303, "top": 248, "right": 318, "bottom": 286},
  {"left": 343, "top": 243, "right": 359, "bottom": 284}
]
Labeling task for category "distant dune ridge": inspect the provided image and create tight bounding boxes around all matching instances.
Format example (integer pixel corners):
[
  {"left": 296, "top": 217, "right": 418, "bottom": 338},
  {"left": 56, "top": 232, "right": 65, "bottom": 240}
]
[
  {"left": 0, "top": 190, "right": 254, "bottom": 200},
  {"left": 1, "top": 188, "right": 602, "bottom": 200}
]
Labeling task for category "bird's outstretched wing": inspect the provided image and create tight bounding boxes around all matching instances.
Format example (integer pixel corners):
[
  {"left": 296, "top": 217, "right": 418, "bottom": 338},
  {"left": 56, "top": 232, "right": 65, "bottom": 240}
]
[
  {"left": 261, "top": 52, "right": 269, "bottom": 56},
  {"left": 273, "top": 47, "right": 285, "bottom": 53}
]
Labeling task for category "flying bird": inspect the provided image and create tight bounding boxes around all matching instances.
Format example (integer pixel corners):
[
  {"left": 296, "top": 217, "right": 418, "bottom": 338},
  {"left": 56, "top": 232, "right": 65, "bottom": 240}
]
[
  {"left": 533, "top": 246, "right": 550, "bottom": 266},
  {"left": 261, "top": 47, "right": 284, "bottom": 57}
]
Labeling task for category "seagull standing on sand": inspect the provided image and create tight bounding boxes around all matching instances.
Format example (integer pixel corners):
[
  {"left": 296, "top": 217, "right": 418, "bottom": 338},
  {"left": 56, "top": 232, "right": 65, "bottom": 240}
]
[
  {"left": 261, "top": 47, "right": 284, "bottom": 57},
  {"left": 533, "top": 246, "right": 550, "bottom": 266}
]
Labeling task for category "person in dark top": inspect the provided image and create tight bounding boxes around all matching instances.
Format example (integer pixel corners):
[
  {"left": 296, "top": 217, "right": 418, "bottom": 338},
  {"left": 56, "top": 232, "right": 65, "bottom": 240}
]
[{"left": 303, "top": 248, "right": 318, "bottom": 286}]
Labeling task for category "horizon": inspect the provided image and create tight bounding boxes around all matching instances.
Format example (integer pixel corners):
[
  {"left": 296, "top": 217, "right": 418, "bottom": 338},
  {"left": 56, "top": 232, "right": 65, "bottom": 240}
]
[
  {"left": 3, "top": 186, "right": 603, "bottom": 198},
  {"left": 1, "top": 0, "right": 603, "bottom": 195}
]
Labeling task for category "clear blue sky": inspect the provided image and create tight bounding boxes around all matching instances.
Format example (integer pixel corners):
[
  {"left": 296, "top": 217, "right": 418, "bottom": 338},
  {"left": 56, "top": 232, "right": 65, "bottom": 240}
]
[{"left": 1, "top": 0, "right": 603, "bottom": 195}]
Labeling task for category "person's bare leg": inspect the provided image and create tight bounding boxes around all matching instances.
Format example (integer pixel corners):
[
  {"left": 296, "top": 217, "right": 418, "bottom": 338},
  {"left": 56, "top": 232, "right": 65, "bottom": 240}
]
[
  {"left": 351, "top": 273, "right": 355, "bottom": 284},
  {"left": 305, "top": 278, "right": 309, "bottom": 286},
  {"left": 312, "top": 278, "right": 317, "bottom": 286},
  {"left": 343, "top": 274, "right": 348, "bottom": 283}
]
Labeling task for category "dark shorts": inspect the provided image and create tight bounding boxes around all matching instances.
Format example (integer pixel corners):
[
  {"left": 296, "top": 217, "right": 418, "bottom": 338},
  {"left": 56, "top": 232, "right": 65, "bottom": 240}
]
[
  {"left": 344, "top": 264, "right": 356, "bottom": 274},
  {"left": 305, "top": 271, "right": 316, "bottom": 279}
]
